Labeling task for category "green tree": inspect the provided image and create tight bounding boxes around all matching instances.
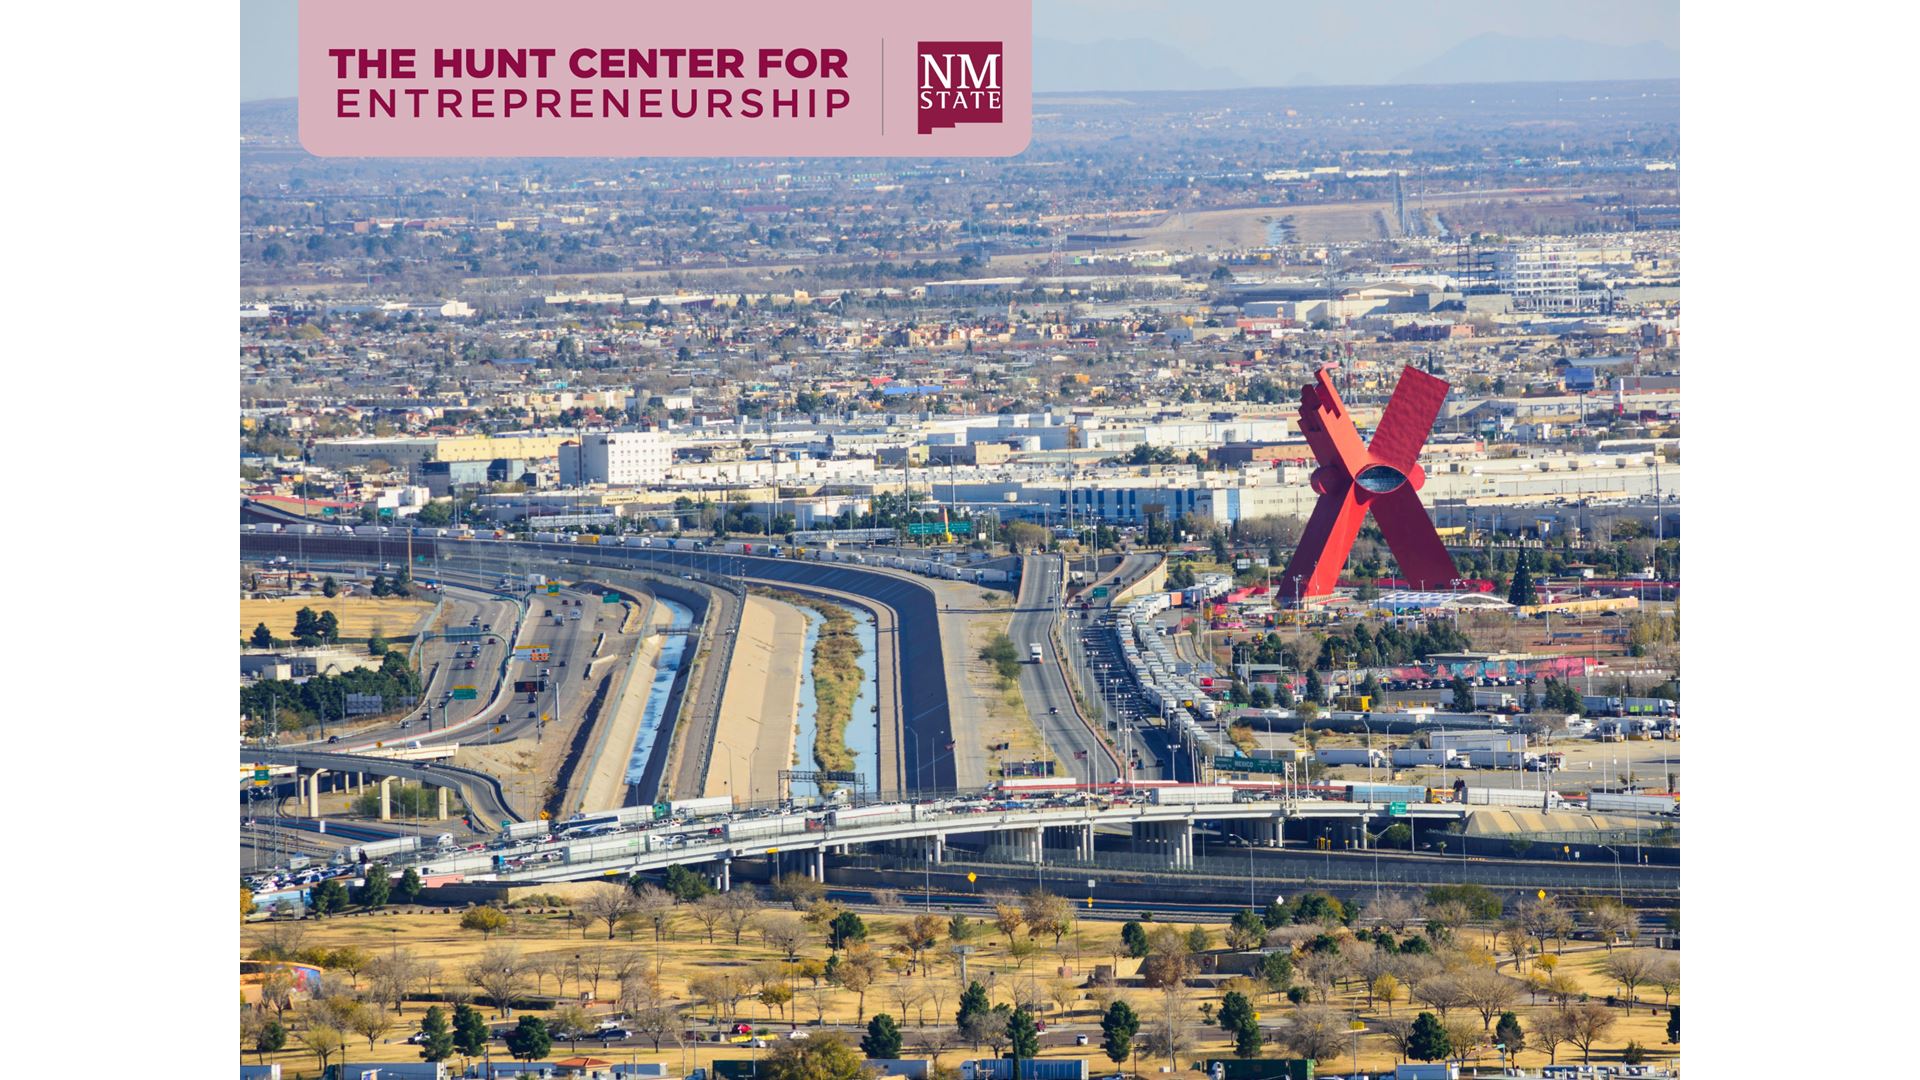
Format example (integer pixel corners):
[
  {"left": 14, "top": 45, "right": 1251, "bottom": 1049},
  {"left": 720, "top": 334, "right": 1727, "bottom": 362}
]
[
  {"left": 322, "top": 575, "right": 340, "bottom": 598},
  {"left": 250, "top": 622, "right": 274, "bottom": 649},
  {"left": 293, "top": 607, "right": 322, "bottom": 646},
  {"left": 504, "top": 1015, "right": 552, "bottom": 1061},
  {"left": 1494, "top": 1012, "right": 1525, "bottom": 1067},
  {"left": 1667, "top": 1006, "right": 1679, "bottom": 1044},
  {"left": 1450, "top": 676, "right": 1475, "bottom": 714},
  {"left": 1507, "top": 555, "right": 1535, "bottom": 606},
  {"left": 1121, "top": 921, "right": 1151, "bottom": 958},
  {"left": 665, "top": 863, "right": 713, "bottom": 901},
  {"left": 1007, "top": 1008, "right": 1040, "bottom": 1080},
  {"left": 1218, "top": 991, "right": 1261, "bottom": 1058},
  {"left": 862, "top": 1013, "right": 903, "bottom": 1059},
  {"left": 417, "top": 1006, "right": 455, "bottom": 1063},
  {"left": 1100, "top": 999, "right": 1139, "bottom": 1071},
  {"left": 460, "top": 905, "right": 509, "bottom": 937},
  {"left": 1303, "top": 668, "right": 1324, "bottom": 703},
  {"left": 357, "top": 863, "right": 391, "bottom": 908},
  {"left": 452, "top": 1003, "right": 489, "bottom": 1059},
  {"left": 830, "top": 910, "right": 868, "bottom": 949},
  {"left": 761, "top": 1032, "right": 869, "bottom": 1080},
  {"left": 311, "top": 878, "right": 349, "bottom": 916},
  {"left": 316, "top": 609, "right": 340, "bottom": 643},
  {"left": 957, "top": 981, "right": 991, "bottom": 1032},
  {"left": 367, "top": 632, "right": 389, "bottom": 657},
  {"left": 254, "top": 1017, "right": 287, "bottom": 1062},
  {"left": 1408, "top": 1012, "right": 1452, "bottom": 1062},
  {"left": 1260, "top": 950, "right": 1294, "bottom": 996},
  {"left": 395, "top": 867, "right": 424, "bottom": 904}
]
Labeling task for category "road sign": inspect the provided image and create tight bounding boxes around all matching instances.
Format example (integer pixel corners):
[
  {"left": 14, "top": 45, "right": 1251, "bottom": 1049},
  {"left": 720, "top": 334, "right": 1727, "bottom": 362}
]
[
  {"left": 1538, "top": 889, "right": 1548, "bottom": 900},
  {"left": 1388, "top": 802, "right": 1408, "bottom": 816},
  {"left": 538, "top": 810, "right": 550, "bottom": 820},
  {"left": 500, "top": 819, "right": 512, "bottom": 828},
  {"left": 253, "top": 767, "right": 270, "bottom": 781},
  {"left": 966, "top": 872, "right": 977, "bottom": 884},
  {"left": 547, "top": 583, "right": 560, "bottom": 594},
  {"left": 451, "top": 686, "right": 479, "bottom": 701},
  {"left": 603, "top": 593, "right": 621, "bottom": 604},
  {"left": 1092, "top": 585, "right": 1109, "bottom": 598}
]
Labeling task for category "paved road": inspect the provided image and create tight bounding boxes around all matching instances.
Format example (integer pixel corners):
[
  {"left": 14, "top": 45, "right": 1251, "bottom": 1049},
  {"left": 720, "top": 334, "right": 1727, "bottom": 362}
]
[
  {"left": 1011, "top": 553, "right": 1118, "bottom": 783},
  {"left": 241, "top": 533, "right": 958, "bottom": 794},
  {"left": 242, "top": 746, "right": 518, "bottom": 830}
]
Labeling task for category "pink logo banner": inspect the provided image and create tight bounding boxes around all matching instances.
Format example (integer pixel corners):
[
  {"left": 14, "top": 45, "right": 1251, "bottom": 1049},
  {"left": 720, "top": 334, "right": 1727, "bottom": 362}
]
[{"left": 299, "top": 0, "right": 1031, "bottom": 157}]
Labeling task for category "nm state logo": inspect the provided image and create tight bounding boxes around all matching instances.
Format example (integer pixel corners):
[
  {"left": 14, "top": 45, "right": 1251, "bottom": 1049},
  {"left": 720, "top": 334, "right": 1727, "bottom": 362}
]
[{"left": 917, "top": 41, "right": 1004, "bottom": 134}]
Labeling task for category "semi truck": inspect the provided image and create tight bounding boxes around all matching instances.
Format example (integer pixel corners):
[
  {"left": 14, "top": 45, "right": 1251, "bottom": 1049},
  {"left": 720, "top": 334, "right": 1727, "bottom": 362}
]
[
  {"left": 1587, "top": 792, "right": 1680, "bottom": 817},
  {"left": 666, "top": 795, "right": 734, "bottom": 819},
  {"left": 1149, "top": 785, "right": 1236, "bottom": 806},
  {"left": 827, "top": 803, "right": 917, "bottom": 828}
]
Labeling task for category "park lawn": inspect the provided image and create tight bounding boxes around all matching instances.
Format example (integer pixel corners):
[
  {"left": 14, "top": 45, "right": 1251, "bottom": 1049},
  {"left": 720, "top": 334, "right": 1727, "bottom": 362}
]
[
  {"left": 244, "top": 906, "right": 1678, "bottom": 1077},
  {"left": 243, "top": 596, "right": 436, "bottom": 643}
]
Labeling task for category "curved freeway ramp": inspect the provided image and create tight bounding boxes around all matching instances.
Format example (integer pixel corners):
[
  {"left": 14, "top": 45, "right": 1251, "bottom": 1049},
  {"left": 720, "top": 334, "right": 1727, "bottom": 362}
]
[{"left": 242, "top": 747, "right": 519, "bottom": 830}]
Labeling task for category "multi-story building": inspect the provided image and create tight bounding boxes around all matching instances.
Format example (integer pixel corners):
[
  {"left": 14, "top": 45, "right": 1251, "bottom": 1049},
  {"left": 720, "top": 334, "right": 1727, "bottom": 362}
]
[{"left": 557, "top": 430, "right": 673, "bottom": 486}]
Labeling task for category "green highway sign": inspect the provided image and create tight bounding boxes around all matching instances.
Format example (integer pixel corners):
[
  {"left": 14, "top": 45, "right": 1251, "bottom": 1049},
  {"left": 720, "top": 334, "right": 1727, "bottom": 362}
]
[
  {"left": 253, "top": 768, "right": 270, "bottom": 781},
  {"left": 451, "top": 686, "right": 479, "bottom": 701},
  {"left": 603, "top": 593, "right": 621, "bottom": 604},
  {"left": 907, "top": 521, "right": 971, "bottom": 536},
  {"left": 547, "top": 583, "right": 560, "bottom": 594},
  {"left": 1389, "top": 802, "right": 1408, "bottom": 816},
  {"left": 1092, "top": 586, "right": 1109, "bottom": 597},
  {"left": 1215, "top": 755, "right": 1287, "bottom": 774}
]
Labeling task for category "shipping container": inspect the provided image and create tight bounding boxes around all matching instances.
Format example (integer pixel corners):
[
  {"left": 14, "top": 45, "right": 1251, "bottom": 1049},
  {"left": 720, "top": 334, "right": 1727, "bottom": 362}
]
[
  {"left": 722, "top": 813, "right": 818, "bottom": 842},
  {"left": 1390, "top": 748, "right": 1458, "bottom": 768},
  {"left": 961, "top": 1060, "right": 1087, "bottom": 1080},
  {"left": 501, "top": 820, "right": 550, "bottom": 842},
  {"left": 1314, "top": 748, "right": 1384, "bottom": 768}
]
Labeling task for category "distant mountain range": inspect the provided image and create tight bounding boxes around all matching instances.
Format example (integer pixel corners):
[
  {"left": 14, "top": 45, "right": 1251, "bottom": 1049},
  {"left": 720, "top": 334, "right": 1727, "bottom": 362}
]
[
  {"left": 1393, "top": 33, "right": 1678, "bottom": 85},
  {"left": 1034, "top": 33, "right": 1677, "bottom": 93}
]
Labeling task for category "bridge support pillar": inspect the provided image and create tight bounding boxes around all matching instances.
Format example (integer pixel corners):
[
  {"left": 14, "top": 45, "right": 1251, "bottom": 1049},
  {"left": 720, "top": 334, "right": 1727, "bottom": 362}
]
[
  {"left": 379, "top": 777, "right": 393, "bottom": 822},
  {"left": 308, "top": 769, "right": 325, "bottom": 818},
  {"left": 1076, "top": 824, "right": 1094, "bottom": 861},
  {"left": 438, "top": 785, "right": 450, "bottom": 821},
  {"left": 1023, "top": 827, "right": 1043, "bottom": 864},
  {"left": 811, "top": 848, "right": 826, "bottom": 881},
  {"left": 1177, "top": 820, "right": 1194, "bottom": 870},
  {"left": 720, "top": 858, "right": 733, "bottom": 892},
  {"left": 931, "top": 834, "right": 945, "bottom": 865}
]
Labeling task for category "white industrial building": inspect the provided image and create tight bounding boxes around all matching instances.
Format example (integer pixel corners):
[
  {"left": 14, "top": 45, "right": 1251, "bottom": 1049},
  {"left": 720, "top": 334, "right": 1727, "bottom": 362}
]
[{"left": 557, "top": 430, "right": 672, "bottom": 486}]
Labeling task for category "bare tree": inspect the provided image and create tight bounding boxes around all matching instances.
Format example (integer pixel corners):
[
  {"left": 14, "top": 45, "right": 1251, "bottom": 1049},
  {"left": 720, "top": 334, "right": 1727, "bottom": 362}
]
[
  {"left": 763, "top": 916, "right": 811, "bottom": 962},
  {"left": 1282, "top": 1006, "right": 1346, "bottom": 1062},
  {"left": 914, "top": 1026, "right": 959, "bottom": 1068},
  {"left": 295, "top": 1019, "right": 346, "bottom": 1073},
  {"left": 988, "top": 893, "right": 1025, "bottom": 946},
  {"left": 1140, "top": 984, "right": 1193, "bottom": 1071},
  {"left": 1534, "top": 1007, "right": 1575, "bottom": 1065},
  {"left": 349, "top": 1005, "right": 394, "bottom": 1051},
  {"left": 1651, "top": 954, "right": 1680, "bottom": 1007},
  {"left": 631, "top": 884, "right": 677, "bottom": 942},
  {"left": 1457, "top": 967, "right": 1521, "bottom": 1030},
  {"left": 889, "top": 979, "right": 928, "bottom": 1026},
  {"left": 466, "top": 945, "right": 528, "bottom": 1017},
  {"left": 690, "top": 894, "right": 729, "bottom": 943},
  {"left": 1378, "top": 1016, "right": 1414, "bottom": 1063},
  {"left": 580, "top": 883, "right": 639, "bottom": 940},
  {"left": 720, "top": 886, "right": 764, "bottom": 945},
  {"left": 1411, "top": 973, "right": 1465, "bottom": 1019},
  {"left": 871, "top": 886, "right": 903, "bottom": 909},
  {"left": 1564, "top": 1002, "right": 1618, "bottom": 1064},
  {"left": 1602, "top": 950, "right": 1659, "bottom": 1013},
  {"left": 1369, "top": 892, "right": 1417, "bottom": 933}
]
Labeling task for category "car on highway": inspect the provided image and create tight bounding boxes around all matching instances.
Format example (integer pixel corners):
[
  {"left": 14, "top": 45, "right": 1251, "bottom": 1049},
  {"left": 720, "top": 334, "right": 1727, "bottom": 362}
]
[
  {"left": 327, "top": 735, "right": 340, "bottom": 744},
  {"left": 785, "top": 1030, "right": 810, "bottom": 1040}
]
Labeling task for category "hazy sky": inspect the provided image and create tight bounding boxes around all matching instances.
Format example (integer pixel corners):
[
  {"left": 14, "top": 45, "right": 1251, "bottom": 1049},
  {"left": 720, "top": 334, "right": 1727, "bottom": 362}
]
[{"left": 241, "top": 0, "right": 1677, "bottom": 101}]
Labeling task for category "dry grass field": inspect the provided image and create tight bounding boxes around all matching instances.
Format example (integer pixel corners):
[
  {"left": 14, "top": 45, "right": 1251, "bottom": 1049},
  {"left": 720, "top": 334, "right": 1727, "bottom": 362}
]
[
  {"left": 242, "top": 596, "right": 437, "bottom": 642},
  {"left": 241, "top": 891, "right": 1677, "bottom": 1077}
]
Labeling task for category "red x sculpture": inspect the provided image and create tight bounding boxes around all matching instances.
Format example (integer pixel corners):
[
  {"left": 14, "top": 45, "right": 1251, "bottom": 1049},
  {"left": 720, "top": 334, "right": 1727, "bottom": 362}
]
[{"left": 1280, "top": 364, "right": 1458, "bottom": 603}]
